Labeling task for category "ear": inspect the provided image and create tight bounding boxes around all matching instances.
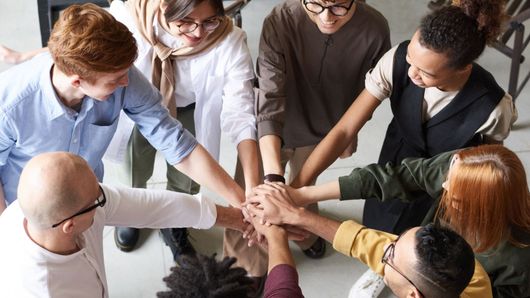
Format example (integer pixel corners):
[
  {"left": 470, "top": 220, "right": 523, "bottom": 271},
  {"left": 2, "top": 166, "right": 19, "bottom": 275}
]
[
  {"left": 159, "top": 1, "right": 167, "bottom": 14},
  {"left": 457, "top": 64, "right": 472, "bottom": 74},
  {"left": 408, "top": 287, "right": 422, "bottom": 298},
  {"left": 61, "top": 219, "right": 75, "bottom": 234},
  {"left": 69, "top": 74, "right": 81, "bottom": 88}
]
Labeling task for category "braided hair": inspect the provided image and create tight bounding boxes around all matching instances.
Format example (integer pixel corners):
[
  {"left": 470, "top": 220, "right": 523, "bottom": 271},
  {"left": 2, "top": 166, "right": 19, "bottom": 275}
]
[{"left": 157, "top": 254, "right": 254, "bottom": 298}]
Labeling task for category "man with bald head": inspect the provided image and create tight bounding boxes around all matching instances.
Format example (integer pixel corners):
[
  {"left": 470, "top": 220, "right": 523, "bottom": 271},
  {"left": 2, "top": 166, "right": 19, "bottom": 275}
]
[{"left": 0, "top": 152, "right": 245, "bottom": 297}]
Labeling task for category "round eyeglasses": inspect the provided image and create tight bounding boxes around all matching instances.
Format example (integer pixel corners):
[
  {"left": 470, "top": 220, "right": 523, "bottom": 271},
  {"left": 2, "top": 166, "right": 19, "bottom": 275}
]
[
  {"left": 176, "top": 17, "right": 221, "bottom": 34},
  {"left": 303, "top": 0, "right": 355, "bottom": 17}
]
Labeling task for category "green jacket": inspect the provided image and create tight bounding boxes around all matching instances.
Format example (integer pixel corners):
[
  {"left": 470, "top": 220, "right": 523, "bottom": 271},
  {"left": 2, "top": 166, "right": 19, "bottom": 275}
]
[{"left": 338, "top": 150, "right": 530, "bottom": 297}]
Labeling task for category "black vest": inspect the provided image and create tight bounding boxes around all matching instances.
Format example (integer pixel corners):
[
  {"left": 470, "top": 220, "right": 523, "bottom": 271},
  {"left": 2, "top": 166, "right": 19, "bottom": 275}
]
[{"left": 378, "top": 41, "right": 504, "bottom": 165}]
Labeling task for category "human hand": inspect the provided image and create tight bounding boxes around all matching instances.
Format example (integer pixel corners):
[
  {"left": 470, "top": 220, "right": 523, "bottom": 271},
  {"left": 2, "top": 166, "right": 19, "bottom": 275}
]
[
  {"left": 244, "top": 182, "right": 302, "bottom": 226},
  {"left": 241, "top": 208, "right": 266, "bottom": 247},
  {"left": 242, "top": 207, "right": 308, "bottom": 247}
]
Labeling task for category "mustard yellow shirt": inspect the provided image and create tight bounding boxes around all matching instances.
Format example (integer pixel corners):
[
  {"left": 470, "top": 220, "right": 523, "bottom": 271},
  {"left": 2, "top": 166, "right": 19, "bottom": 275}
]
[{"left": 332, "top": 220, "right": 492, "bottom": 298}]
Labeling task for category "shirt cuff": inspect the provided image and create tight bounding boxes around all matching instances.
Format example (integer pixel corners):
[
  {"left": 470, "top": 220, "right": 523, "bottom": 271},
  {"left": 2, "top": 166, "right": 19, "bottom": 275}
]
[
  {"left": 233, "top": 127, "right": 257, "bottom": 146},
  {"left": 339, "top": 171, "right": 363, "bottom": 201},
  {"left": 164, "top": 129, "right": 198, "bottom": 165},
  {"left": 193, "top": 193, "right": 217, "bottom": 229},
  {"left": 332, "top": 220, "right": 365, "bottom": 256},
  {"left": 257, "top": 120, "right": 282, "bottom": 140}
]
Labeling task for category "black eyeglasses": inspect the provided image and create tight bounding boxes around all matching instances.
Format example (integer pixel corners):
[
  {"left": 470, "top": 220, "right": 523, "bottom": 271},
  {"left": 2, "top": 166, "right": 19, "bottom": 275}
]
[
  {"left": 381, "top": 235, "right": 425, "bottom": 297},
  {"left": 303, "top": 0, "right": 355, "bottom": 17},
  {"left": 51, "top": 185, "right": 107, "bottom": 228},
  {"left": 176, "top": 17, "right": 221, "bottom": 34}
]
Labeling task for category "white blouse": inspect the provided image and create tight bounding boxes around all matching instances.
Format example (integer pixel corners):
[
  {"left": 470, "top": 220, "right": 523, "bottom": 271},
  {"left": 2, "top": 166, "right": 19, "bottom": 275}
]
[{"left": 108, "top": 1, "right": 257, "bottom": 161}]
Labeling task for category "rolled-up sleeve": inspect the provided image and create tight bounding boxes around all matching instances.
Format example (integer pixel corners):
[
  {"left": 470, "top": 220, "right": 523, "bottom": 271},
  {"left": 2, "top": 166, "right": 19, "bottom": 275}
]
[
  {"left": 122, "top": 67, "right": 198, "bottom": 165},
  {"left": 338, "top": 150, "right": 454, "bottom": 202},
  {"left": 333, "top": 220, "right": 396, "bottom": 276},
  {"left": 220, "top": 30, "right": 257, "bottom": 146},
  {"left": 476, "top": 92, "right": 518, "bottom": 142},
  {"left": 364, "top": 46, "right": 398, "bottom": 101}
]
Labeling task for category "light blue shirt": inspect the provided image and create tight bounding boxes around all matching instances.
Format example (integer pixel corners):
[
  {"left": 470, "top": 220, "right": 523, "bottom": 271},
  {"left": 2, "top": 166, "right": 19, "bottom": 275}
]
[{"left": 0, "top": 54, "right": 197, "bottom": 204}]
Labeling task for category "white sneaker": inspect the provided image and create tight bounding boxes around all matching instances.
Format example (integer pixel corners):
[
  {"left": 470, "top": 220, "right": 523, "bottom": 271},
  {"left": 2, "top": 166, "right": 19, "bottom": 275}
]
[{"left": 348, "top": 269, "right": 385, "bottom": 298}]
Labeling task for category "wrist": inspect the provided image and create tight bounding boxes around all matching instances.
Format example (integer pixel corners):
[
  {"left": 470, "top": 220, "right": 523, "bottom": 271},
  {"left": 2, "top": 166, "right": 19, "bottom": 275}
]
[
  {"left": 264, "top": 173, "right": 286, "bottom": 184},
  {"left": 285, "top": 206, "right": 305, "bottom": 226},
  {"left": 267, "top": 226, "right": 288, "bottom": 241},
  {"left": 295, "top": 186, "right": 310, "bottom": 206}
]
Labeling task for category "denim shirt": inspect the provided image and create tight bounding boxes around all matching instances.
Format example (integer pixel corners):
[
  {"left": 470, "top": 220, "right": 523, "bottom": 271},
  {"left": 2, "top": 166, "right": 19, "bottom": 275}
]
[{"left": 0, "top": 54, "right": 197, "bottom": 204}]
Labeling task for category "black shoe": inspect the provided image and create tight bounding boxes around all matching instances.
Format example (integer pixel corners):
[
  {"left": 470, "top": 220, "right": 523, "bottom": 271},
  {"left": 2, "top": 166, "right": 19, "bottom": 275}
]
[
  {"left": 302, "top": 237, "right": 326, "bottom": 259},
  {"left": 160, "top": 228, "right": 196, "bottom": 263},
  {"left": 114, "top": 227, "right": 139, "bottom": 252}
]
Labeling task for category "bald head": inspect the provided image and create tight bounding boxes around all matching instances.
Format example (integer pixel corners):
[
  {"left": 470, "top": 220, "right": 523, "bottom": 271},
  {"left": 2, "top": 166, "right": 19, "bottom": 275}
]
[{"left": 18, "top": 152, "right": 99, "bottom": 229}]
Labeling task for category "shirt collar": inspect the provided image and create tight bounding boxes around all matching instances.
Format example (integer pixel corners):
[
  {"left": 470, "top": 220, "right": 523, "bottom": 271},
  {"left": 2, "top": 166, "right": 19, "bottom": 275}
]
[{"left": 40, "top": 60, "right": 72, "bottom": 120}]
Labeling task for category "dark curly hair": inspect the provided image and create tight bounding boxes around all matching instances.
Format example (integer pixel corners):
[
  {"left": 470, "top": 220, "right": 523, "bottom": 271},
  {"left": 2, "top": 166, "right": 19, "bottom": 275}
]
[
  {"left": 419, "top": 0, "right": 507, "bottom": 69},
  {"left": 157, "top": 254, "right": 254, "bottom": 298},
  {"left": 413, "top": 224, "right": 475, "bottom": 298}
]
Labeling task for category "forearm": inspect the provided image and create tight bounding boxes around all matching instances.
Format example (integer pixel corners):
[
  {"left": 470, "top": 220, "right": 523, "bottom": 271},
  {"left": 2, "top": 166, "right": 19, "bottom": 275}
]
[
  {"left": 236, "top": 139, "right": 260, "bottom": 190},
  {"left": 175, "top": 144, "right": 245, "bottom": 207},
  {"left": 291, "top": 90, "right": 380, "bottom": 187},
  {"left": 288, "top": 208, "right": 341, "bottom": 244},
  {"left": 295, "top": 181, "right": 341, "bottom": 206},
  {"left": 266, "top": 229, "right": 294, "bottom": 272},
  {"left": 339, "top": 151, "right": 454, "bottom": 202},
  {"left": 215, "top": 205, "right": 245, "bottom": 232},
  {"left": 259, "top": 135, "right": 284, "bottom": 176}
]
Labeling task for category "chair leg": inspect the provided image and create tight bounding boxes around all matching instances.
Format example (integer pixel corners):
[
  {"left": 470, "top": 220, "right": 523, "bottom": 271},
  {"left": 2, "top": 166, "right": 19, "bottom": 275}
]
[
  {"left": 37, "top": 0, "right": 52, "bottom": 46},
  {"left": 509, "top": 24, "right": 525, "bottom": 101}
]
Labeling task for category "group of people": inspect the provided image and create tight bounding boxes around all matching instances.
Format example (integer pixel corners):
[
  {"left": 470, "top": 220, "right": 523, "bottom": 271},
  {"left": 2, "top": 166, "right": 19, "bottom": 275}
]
[{"left": 0, "top": 0, "right": 528, "bottom": 297}]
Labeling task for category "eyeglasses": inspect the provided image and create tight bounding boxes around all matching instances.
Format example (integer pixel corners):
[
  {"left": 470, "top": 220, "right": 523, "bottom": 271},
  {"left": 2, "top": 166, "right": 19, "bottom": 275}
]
[
  {"left": 176, "top": 17, "right": 221, "bottom": 34},
  {"left": 51, "top": 185, "right": 107, "bottom": 228},
  {"left": 303, "top": 0, "right": 355, "bottom": 17},
  {"left": 381, "top": 235, "right": 425, "bottom": 297}
]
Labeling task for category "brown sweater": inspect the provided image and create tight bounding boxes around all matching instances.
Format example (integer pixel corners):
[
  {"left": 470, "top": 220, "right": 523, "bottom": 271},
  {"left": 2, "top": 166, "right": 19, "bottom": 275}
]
[{"left": 256, "top": 0, "right": 391, "bottom": 148}]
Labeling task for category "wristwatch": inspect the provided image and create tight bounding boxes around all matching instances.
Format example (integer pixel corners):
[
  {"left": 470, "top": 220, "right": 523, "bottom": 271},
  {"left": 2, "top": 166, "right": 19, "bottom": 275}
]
[{"left": 263, "top": 173, "right": 286, "bottom": 184}]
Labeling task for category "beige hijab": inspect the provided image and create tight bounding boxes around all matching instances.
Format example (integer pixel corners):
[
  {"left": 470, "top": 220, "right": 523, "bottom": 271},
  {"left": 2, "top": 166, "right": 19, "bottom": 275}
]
[{"left": 127, "top": 0, "right": 233, "bottom": 117}]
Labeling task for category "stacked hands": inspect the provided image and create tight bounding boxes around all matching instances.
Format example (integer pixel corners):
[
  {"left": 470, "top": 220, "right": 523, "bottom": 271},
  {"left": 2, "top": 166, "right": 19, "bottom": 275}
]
[{"left": 239, "top": 182, "right": 310, "bottom": 247}]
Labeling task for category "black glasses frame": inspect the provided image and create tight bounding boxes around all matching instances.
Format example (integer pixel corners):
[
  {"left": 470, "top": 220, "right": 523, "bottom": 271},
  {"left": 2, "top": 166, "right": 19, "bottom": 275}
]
[
  {"left": 381, "top": 236, "right": 425, "bottom": 297},
  {"left": 176, "top": 17, "right": 222, "bottom": 34},
  {"left": 302, "top": 0, "right": 355, "bottom": 17},
  {"left": 51, "top": 185, "right": 107, "bottom": 228}
]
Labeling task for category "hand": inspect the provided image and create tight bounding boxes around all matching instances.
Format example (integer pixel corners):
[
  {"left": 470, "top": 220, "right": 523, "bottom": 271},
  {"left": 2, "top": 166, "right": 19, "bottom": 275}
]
[
  {"left": 339, "top": 135, "right": 358, "bottom": 159},
  {"left": 242, "top": 208, "right": 266, "bottom": 247},
  {"left": 0, "top": 45, "right": 23, "bottom": 64},
  {"left": 258, "top": 182, "right": 307, "bottom": 207},
  {"left": 244, "top": 182, "right": 302, "bottom": 226},
  {"left": 283, "top": 224, "right": 310, "bottom": 241}
]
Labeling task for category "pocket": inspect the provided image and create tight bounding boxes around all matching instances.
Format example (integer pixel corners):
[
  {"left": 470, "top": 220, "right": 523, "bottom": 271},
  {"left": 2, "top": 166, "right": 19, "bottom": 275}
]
[{"left": 87, "top": 120, "right": 119, "bottom": 158}]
